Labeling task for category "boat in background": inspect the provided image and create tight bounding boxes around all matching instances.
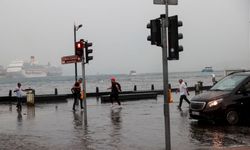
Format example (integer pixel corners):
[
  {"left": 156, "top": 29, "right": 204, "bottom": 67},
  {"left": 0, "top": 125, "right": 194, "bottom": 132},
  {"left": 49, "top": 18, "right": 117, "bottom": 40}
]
[
  {"left": 46, "top": 65, "right": 63, "bottom": 76},
  {"left": 129, "top": 70, "right": 136, "bottom": 76},
  {"left": 6, "top": 56, "right": 62, "bottom": 78},
  {"left": 201, "top": 67, "right": 213, "bottom": 72},
  {"left": 6, "top": 60, "right": 25, "bottom": 78}
]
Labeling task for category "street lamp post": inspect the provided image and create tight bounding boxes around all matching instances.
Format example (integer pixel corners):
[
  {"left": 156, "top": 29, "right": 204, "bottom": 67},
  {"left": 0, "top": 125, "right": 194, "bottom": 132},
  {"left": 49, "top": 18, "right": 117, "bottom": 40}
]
[{"left": 74, "top": 24, "right": 83, "bottom": 82}]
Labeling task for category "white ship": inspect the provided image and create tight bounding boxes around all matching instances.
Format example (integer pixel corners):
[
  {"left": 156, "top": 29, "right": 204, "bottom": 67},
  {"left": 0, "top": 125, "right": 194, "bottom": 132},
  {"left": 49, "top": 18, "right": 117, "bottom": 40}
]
[
  {"left": 6, "top": 60, "right": 26, "bottom": 78},
  {"left": 129, "top": 70, "right": 136, "bottom": 76},
  {"left": 46, "top": 63, "right": 63, "bottom": 76},
  {"left": 201, "top": 67, "right": 213, "bottom": 72},
  {"left": 6, "top": 56, "right": 62, "bottom": 78}
]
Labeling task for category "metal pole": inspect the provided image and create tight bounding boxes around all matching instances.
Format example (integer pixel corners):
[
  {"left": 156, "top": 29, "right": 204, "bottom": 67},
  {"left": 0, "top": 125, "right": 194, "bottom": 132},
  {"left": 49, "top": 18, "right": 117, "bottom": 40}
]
[
  {"left": 162, "top": 1, "right": 171, "bottom": 150},
  {"left": 74, "top": 24, "right": 77, "bottom": 82},
  {"left": 81, "top": 54, "right": 87, "bottom": 125}
]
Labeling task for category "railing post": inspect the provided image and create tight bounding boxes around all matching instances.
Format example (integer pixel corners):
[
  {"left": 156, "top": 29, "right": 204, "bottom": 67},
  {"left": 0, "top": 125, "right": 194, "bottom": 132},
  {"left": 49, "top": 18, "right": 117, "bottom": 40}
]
[
  {"left": 134, "top": 85, "right": 137, "bottom": 91},
  {"left": 55, "top": 88, "right": 58, "bottom": 95},
  {"left": 9, "top": 90, "right": 12, "bottom": 105},
  {"left": 151, "top": 84, "right": 155, "bottom": 91},
  {"left": 96, "top": 87, "right": 99, "bottom": 97},
  {"left": 195, "top": 84, "right": 199, "bottom": 95},
  {"left": 9, "top": 90, "right": 12, "bottom": 97},
  {"left": 198, "top": 81, "right": 203, "bottom": 93}
]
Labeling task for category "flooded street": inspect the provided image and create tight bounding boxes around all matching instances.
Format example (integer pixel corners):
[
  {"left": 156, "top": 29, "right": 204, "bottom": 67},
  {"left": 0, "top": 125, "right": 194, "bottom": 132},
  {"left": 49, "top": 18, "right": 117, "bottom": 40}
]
[{"left": 0, "top": 92, "right": 250, "bottom": 150}]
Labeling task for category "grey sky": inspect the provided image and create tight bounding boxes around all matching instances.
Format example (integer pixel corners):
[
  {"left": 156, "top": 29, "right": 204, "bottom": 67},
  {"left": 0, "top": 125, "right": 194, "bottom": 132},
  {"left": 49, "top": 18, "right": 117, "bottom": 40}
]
[{"left": 0, "top": 0, "right": 249, "bottom": 75}]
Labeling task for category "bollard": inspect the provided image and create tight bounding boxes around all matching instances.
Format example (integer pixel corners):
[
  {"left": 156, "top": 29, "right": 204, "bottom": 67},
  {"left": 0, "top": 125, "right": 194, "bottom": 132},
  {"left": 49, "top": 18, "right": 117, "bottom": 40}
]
[
  {"left": 134, "top": 85, "right": 137, "bottom": 91},
  {"left": 195, "top": 84, "right": 199, "bottom": 95},
  {"left": 26, "top": 90, "right": 35, "bottom": 106},
  {"left": 55, "top": 88, "right": 58, "bottom": 95},
  {"left": 151, "top": 84, "right": 154, "bottom": 91},
  {"left": 96, "top": 87, "right": 99, "bottom": 97},
  {"left": 9, "top": 90, "right": 12, "bottom": 97},
  {"left": 32, "top": 89, "right": 36, "bottom": 96},
  {"left": 9, "top": 90, "right": 12, "bottom": 105},
  {"left": 27, "top": 106, "right": 35, "bottom": 119},
  {"left": 96, "top": 96, "right": 100, "bottom": 101},
  {"left": 198, "top": 81, "right": 203, "bottom": 93}
]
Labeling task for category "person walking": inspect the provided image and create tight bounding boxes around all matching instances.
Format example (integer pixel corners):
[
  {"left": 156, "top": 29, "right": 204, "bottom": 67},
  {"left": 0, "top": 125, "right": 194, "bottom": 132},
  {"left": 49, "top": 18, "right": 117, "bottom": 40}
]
[
  {"left": 107, "top": 77, "right": 122, "bottom": 107},
  {"left": 14, "top": 83, "right": 26, "bottom": 111},
  {"left": 71, "top": 78, "right": 83, "bottom": 111},
  {"left": 211, "top": 74, "right": 217, "bottom": 85},
  {"left": 177, "top": 79, "right": 190, "bottom": 108}
]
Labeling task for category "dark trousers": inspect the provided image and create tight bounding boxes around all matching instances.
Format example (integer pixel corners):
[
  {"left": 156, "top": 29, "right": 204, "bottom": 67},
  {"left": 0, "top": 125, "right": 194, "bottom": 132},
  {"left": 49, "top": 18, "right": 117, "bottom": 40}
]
[
  {"left": 73, "top": 93, "right": 83, "bottom": 110},
  {"left": 178, "top": 95, "right": 190, "bottom": 108},
  {"left": 16, "top": 97, "right": 22, "bottom": 110},
  {"left": 110, "top": 93, "right": 121, "bottom": 105}
]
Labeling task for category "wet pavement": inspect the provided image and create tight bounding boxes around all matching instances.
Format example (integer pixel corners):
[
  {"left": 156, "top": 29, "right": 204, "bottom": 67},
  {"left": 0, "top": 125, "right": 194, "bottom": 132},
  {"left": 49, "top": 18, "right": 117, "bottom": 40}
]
[{"left": 1, "top": 92, "right": 250, "bottom": 150}]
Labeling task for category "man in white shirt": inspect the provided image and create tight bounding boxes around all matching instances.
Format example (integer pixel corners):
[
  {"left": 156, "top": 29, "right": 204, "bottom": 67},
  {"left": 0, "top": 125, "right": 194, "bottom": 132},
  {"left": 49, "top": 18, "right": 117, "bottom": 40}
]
[
  {"left": 178, "top": 79, "right": 190, "bottom": 108},
  {"left": 14, "top": 83, "right": 26, "bottom": 110}
]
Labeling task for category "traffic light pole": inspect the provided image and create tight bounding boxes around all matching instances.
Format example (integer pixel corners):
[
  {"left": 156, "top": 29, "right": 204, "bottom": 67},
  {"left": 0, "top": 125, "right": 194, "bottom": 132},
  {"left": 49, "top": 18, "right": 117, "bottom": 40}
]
[
  {"left": 162, "top": 2, "right": 171, "bottom": 150},
  {"left": 74, "top": 24, "right": 83, "bottom": 82},
  {"left": 74, "top": 25, "right": 78, "bottom": 82},
  {"left": 81, "top": 58, "right": 87, "bottom": 125}
]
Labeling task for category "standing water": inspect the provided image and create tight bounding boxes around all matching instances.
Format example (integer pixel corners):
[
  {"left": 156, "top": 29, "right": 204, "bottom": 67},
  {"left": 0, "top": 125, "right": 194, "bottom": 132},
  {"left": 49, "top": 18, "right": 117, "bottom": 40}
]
[{"left": 0, "top": 93, "right": 250, "bottom": 149}]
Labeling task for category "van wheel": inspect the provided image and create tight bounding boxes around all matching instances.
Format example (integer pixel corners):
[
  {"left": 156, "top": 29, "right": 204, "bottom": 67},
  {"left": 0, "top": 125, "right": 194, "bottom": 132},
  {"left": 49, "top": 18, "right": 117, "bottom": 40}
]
[{"left": 225, "top": 109, "right": 239, "bottom": 125}]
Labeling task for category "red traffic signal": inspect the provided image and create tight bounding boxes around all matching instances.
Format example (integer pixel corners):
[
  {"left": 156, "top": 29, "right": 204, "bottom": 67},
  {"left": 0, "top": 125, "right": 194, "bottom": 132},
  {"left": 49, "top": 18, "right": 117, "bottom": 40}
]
[
  {"left": 76, "top": 39, "right": 85, "bottom": 49},
  {"left": 75, "top": 39, "right": 84, "bottom": 57}
]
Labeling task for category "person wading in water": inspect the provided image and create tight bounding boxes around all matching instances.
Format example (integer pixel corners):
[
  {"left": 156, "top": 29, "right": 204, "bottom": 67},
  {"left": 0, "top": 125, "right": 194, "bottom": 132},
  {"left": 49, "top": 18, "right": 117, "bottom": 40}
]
[
  {"left": 71, "top": 78, "right": 83, "bottom": 111},
  {"left": 107, "top": 77, "right": 122, "bottom": 108}
]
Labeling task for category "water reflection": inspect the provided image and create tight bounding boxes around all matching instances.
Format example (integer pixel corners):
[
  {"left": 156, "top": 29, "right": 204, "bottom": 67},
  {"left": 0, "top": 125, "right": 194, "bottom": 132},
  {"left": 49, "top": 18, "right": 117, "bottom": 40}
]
[
  {"left": 189, "top": 121, "right": 244, "bottom": 148},
  {"left": 109, "top": 107, "right": 122, "bottom": 147},
  {"left": 27, "top": 106, "right": 35, "bottom": 120},
  {"left": 211, "top": 132, "right": 225, "bottom": 148},
  {"left": 71, "top": 111, "right": 93, "bottom": 149},
  {"left": 73, "top": 111, "right": 83, "bottom": 128},
  {"left": 177, "top": 107, "right": 189, "bottom": 118},
  {"left": 96, "top": 96, "right": 100, "bottom": 103},
  {"left": 17, "top": 110, "right": 23, "bottom": 128},
  {"left": 9, "top": 104, "right": 12, "bottom": 112},
  {"left": 111, "top": 107, "right": 122, "bottom": 125}
]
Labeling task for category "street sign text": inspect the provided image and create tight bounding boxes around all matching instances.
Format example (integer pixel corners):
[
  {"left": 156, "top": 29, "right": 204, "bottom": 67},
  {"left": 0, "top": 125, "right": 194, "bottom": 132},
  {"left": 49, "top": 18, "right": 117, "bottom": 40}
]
[{"left": 61, "top": 55, "right": 82, "bottom": 64}]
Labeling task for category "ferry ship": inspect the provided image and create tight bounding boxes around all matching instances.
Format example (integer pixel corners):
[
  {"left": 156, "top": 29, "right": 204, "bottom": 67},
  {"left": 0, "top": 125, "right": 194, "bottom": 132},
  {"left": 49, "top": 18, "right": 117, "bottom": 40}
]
[{"left": 6, "top": 56, "right": 62, "bottom": 78}]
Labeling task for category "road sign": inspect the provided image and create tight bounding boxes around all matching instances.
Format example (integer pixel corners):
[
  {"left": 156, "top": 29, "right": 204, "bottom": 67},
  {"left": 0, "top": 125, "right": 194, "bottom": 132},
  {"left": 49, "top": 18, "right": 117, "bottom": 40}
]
[
  {"left": 154, "top": 0, "right": 177, "bottom": 5},
  {"left": 61, "top": 55, "right": 82, "bottom": 64},
  {"left": 154, "top": 0, "right": 164, "bottom": 4}
]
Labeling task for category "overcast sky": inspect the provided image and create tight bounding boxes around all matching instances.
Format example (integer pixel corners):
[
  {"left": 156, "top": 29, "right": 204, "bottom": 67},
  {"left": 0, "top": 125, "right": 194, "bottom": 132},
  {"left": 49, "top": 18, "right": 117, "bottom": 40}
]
[{"left": 0, "top": 0, "right": 249, "bottom": 75}]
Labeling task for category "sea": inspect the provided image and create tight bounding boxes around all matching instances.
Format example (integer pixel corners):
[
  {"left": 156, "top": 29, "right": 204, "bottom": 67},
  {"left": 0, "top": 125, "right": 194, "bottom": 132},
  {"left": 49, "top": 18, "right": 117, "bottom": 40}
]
[{"left": 0, "top": 71, "right": 225, "bottom": 97}]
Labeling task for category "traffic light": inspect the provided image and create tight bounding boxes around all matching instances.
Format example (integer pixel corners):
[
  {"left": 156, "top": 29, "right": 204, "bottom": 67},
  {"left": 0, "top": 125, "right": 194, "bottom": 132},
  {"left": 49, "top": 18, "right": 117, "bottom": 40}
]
[
  {"left": 168, "top": 15, "right": 183, "bottom": 60},
  {"left": 85, "top": 41, "right": 93, "bottom": 63},
  {"left": 147, "top": 18, "right": 161, "bottom": 46},
  {"left": 75, "top": 39, "right": 84, "bottom": 58}
]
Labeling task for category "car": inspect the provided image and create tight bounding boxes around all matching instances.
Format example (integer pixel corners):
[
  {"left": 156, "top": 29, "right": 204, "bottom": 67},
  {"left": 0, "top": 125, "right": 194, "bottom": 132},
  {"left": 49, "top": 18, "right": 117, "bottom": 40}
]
[{"left": 189, "top": 71, "right": 250, "bottom": 125}]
